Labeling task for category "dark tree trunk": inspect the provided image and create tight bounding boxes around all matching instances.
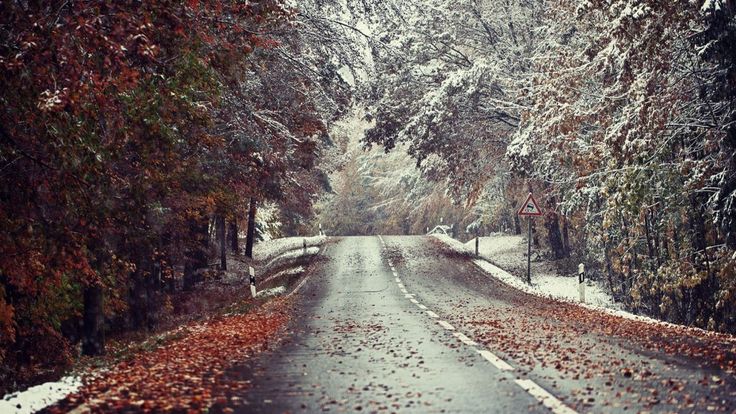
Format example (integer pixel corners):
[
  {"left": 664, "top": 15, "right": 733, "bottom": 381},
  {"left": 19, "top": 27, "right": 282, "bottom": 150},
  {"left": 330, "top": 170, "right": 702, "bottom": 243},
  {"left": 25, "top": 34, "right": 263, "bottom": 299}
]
[
  {"left": 229, "top": 219, "right": 238, "bottom": 252},
  {"left": 245, "top": 198, "right": 257, "bottom": 259},
  {"left": 82, "top": 285, "right": 105, "bottom": 356},
  {"left": 129, "top": 248, "right": 151, "bottom": 330},
  {"left": 545, "top": 212, "right": 566, "bottom": 260},
  {"left": 544, "top": 196, "right": 566, "bottom": 260},
  {"left": 561, "top": 215, "right": 570, "bottom": 256},
  {"left": 512, "top": 201, "right": 522, "bottom": 235},
  {"left": 184, "top": 216, "right": 209, "bottom": 291},
  {"left": 217, "top": 215, "right": 227, "bottom": 271}
]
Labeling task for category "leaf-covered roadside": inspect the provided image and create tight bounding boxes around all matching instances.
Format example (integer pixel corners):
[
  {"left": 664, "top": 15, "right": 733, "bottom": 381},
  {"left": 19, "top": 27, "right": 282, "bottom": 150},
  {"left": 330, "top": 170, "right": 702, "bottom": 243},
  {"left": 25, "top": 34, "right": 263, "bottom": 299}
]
[
  {"left": 44, "top": 298, "right": 291, "bottom": 413},
  {"left": 458, "top": 294, "right": 736, "bottom": 411}
]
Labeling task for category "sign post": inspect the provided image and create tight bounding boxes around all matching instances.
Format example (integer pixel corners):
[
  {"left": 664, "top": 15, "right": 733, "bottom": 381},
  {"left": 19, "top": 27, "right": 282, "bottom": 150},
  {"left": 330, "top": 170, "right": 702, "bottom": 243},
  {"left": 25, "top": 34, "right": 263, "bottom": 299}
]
[{"left": 517, "top": 192, "right": 543, "bottom": 284}]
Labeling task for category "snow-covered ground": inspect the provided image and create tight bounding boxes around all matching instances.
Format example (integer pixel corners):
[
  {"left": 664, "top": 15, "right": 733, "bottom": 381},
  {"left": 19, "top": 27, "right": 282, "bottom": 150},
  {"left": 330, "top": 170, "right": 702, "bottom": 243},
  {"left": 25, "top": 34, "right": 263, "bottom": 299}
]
[
  {"left": 0, "top": 376, "right": 81, "bottom": 414},
  {"left": 254, "top": 235, "right": 327, "bottom": 264},
  {"left": 432, "top": 233, "right": 616, "bottom": 307},
  {"left": 433, "top": 233, "right": 736, "bottom": 339},
  {"left": 1, "top": 235, "right": 327, "bottom": 414}
]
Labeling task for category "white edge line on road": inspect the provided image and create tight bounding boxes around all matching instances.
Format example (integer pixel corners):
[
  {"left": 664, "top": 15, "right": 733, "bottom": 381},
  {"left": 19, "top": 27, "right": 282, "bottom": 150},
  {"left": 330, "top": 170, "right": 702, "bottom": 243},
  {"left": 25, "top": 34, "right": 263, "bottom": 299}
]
[
  {"left": 404, "top": 293, "right": 414, "bottom": 298},
  {"left": 477, "top": 350, "right": 514, "bottom": 371},
  {"left": 397, "top": 283, "right": 404, "bottom": 289},
  {"left": 392, "top": 271, "right": 398, "bottom": 277},
  {"left": 417, "top": 303, "right": 427, "bottom": 310},
  {"left": 426, "top": 310, "right": 439, "bottom": 318},
  {"left": 400, "top": 289, "right": 408, "bottom": 294},
  {"left": 514, "top": 379, "right": 578, "bottom": 414},
  {"left": 438, "top": 320, "right": 455, "bottom": 330},
  {"left": 395, "top": 277, "right": 401, "bottom": 282},
  {"left": 453, "top": 332, "right": 478, "bottom": 346},
  {"left": 410, "top": 298, "right": 419, "bottom": 304}
]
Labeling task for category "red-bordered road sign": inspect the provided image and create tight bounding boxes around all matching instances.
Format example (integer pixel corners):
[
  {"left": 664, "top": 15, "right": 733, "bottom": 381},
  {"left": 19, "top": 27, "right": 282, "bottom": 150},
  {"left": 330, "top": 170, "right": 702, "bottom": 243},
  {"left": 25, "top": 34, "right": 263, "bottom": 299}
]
[{"left": 518, "top": 193, "right": 543, "bottom": 216}]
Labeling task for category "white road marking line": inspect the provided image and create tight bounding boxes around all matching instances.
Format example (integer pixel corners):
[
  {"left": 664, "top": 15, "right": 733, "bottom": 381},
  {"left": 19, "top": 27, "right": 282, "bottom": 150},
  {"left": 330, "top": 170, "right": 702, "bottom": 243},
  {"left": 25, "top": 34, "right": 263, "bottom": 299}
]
[
  {"left": 477, "top": 350, "right": 514, "bottom": 371},
  {"left": 515, "top": 379, "right": 578, "bottom": 414},
  {"left": 410, "top": 298, "right": 419, "bottom": 304},
  {"left": 416, "top": 303, "right": 427, "bottom": 310},
  {"left": 395, "top": 277, "right": 401, "bottom": 282},
  {"left": 397, "top": 283, "right": 404, "bottom": 289},
  {"left": 287, "top": 276, "right": 310, "bottom": 298},
  {"left": 453, "top": 332, "right": 478, "bottom": 346},
  {"left": 392, "top": 270, "right": 398, "bottom": 277},
  {"left": 426, "top": 310, "right": 439, "bottom": 318},
  {"left": 404, "top": 293, "right": 414, "bottom": 298},
  {"left": 400, "top": 288, "right": 408, "bottom": 294},
  {"left": 438, "top": 320, "right": 455, "bottom": 330},
  {"left": 390, "top": 266, "right": 396, "bottom": 272}
]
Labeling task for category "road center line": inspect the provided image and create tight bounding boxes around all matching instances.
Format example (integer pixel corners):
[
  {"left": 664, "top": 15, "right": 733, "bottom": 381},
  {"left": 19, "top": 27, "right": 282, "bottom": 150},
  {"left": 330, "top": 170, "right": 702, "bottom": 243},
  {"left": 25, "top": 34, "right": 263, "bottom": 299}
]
[
  {"left": 514, "top": 379, "right": 578, "bottom": 414},
  {"left": 410, "top": 298, "right": 419, "bottom": 304},
  {"left": 416, "top": 303, "right": 427, "bottom": 310},
  {"left": 426, "top": 310, "right": 439, "bottom": 318},
  {"left": 438, "top": 320, "right": 455, "bottom": 330},
  {"left": 477, "top": 350, "right": 514, "bottom": 371},
  {"left": 453, "top": 332, "right": 478, "bottom": 346}
]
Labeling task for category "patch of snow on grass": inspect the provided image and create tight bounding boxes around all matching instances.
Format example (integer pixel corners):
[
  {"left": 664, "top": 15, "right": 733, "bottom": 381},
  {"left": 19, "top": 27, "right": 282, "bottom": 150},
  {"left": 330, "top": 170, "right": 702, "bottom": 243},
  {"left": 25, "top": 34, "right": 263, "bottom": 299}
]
[
  {"left": 0, "top": 376, "right": 81, "bottom": 414},
  {"left": 435, "top": 234, "right": 736, "bottom": 338},
  {"left": 256, "top": 286, "right": 287, "bottom": 298},
  {"left": 253, "top": 235, "right": 326, "bottom": 263},
  {"left": 431, "top": 234, "right": 470, "bottom": 254},
  {"left": 261, "top": 266, "right": 305, "bottom": 285},
  {"left": 472, "top": 260, "right": 614, "bottom": 307}
]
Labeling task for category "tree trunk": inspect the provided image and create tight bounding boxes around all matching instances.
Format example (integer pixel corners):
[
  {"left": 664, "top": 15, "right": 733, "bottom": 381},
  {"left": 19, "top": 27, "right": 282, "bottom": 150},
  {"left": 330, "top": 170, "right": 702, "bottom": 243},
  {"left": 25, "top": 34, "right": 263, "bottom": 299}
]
[
  {"left": 544, "top": 195, "right": 566, "bottom": 260},
  {"left": 245, "top": 198, "right": 257, "bottom": 259},
  {"left": 561, "top": 215, "right": 570, "bottom": 256},
  {"left": 229, "top": 219, "right": 239, "bottom": 252},
  {"left": 512, "top": 202, "right": 522, "bottom": 235},
  {"left": 545, "top": 211, "right": 566, "bottom": 260},
  {"left": 81, "top": 284, "right": 105, "bottom": 356},
  {"left": 184, "top": 215, "right": 209, "bottom": 291},
  {"left": 217, "top": 215, "right": 227, "bottom": 271}
]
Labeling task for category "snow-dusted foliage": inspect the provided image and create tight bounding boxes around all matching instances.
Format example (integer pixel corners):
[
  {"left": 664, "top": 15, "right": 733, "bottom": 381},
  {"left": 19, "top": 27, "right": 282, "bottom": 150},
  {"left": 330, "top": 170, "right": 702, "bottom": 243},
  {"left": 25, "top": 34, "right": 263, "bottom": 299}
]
[
  {"left": 352, "top": 0, "right": 736, "bottom": 333},
  {"left": 505, "top": 0, "right": 736, "bottom": 332},
  {"left": 364, "top": 0, "right": 543, "bottom": 199},
  {"left": 316, "top": 111, "right": 475, "bottom": 236}
]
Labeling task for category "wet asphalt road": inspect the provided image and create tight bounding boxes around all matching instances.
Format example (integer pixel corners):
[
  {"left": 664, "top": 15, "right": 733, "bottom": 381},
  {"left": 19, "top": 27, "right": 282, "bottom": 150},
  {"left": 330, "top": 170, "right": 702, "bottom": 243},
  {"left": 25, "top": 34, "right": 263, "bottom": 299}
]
[{"left": 229, "top": 236, "right": 736, "bottom": 413}]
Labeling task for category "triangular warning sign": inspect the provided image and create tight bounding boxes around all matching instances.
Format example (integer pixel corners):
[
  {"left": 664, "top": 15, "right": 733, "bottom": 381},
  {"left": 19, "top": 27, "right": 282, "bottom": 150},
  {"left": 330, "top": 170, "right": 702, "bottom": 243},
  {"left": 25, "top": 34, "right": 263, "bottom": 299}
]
[{"left": 518, "top": 193, "right": 543, "bottom": 216}]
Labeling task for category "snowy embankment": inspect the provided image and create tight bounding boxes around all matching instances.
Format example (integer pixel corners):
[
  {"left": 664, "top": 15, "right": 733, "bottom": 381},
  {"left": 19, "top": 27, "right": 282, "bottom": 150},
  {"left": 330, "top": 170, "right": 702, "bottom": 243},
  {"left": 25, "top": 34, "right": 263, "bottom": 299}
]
[
  {"left": 254, "top": 235, "right": 326, "bottom": 264},
  {"left": 1, "top": 235, "right": 327, "bottom": 414},
  {"left": 0, "top": 376, "right": 81, "bottom": 414},
  {"left": 432, "top": 233, "right": 614, "bottom": 306},
  {"left": 433, "top": 233, "right": 736, "bottom": 338}
]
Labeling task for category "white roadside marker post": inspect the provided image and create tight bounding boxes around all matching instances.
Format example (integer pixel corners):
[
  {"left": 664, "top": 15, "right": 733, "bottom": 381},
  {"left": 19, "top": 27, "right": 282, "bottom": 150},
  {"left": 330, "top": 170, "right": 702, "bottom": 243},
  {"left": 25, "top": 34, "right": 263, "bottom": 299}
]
[
  {"left": 578, "top": 263, "right": 586, "bottom": 303},
  {"left": 249, "top": 266, "right": 257, "bottom": 298}
]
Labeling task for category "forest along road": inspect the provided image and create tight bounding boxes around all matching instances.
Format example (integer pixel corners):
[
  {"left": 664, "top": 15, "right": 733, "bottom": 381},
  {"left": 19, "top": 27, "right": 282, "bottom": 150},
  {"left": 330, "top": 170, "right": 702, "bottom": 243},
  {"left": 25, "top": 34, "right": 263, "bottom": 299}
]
[{"left": 221, "top": 236, "right": 736, "bottom": 413}]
